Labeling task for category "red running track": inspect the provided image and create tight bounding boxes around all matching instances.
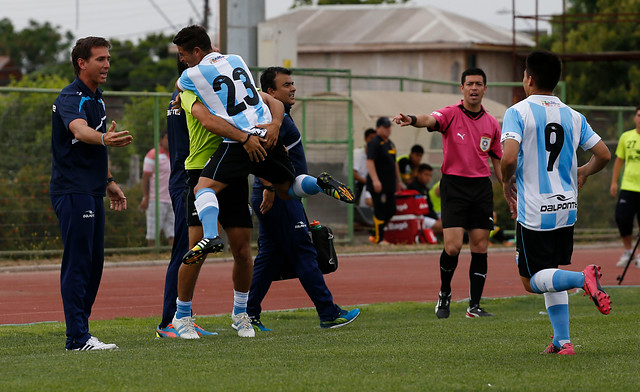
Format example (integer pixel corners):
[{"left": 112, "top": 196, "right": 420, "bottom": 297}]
[{"left": 0, "top": 245, "right": 636, "bottom": 325}]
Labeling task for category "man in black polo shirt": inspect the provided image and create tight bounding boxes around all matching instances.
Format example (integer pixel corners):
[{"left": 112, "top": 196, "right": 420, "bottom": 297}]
[
  {"left": 50, "top": 37, "right": 132, "bottom": 351},
  {"left": 366, "top": 117, "right": 403, "bottom": 244}
]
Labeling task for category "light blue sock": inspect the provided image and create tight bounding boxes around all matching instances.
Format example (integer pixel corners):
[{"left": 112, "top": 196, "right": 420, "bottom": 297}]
[
  {"left": 195, "top": 188, "right": 219, "bottom": 238},
  {"left": 544, "top": 291, "right": 570, "bottom": 347},
  {"left": 288, "top": 175, "right": 321, "bottom": 199},
  {"left": 530, "top": 269, "right": 584, "bottom": 293},
  {"left": 176, "top": 299, "right": 192, "bottom": 319},
  {"left": 233, "top": 290, "right": 249, "bottom": 315},
  {"left": 552, "top": 270, "right": 584, "bottom": 291}
]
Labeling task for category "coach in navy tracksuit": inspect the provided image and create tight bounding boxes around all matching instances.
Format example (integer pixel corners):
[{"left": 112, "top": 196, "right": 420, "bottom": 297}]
[
  {"left": 50, "top": 37, "right": 132, "bottom": 351},
  {"left": 247, "top": 67, "right": 360, "bottom": 330}
]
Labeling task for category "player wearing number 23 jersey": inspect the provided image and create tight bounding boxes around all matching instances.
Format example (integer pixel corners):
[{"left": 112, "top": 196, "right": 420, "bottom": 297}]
[
  {"left": 177, "top": 52, "right": 271, "bottom": 140},
  {"left": 501, "top": 95, "right": 601, "bottom": 231}
]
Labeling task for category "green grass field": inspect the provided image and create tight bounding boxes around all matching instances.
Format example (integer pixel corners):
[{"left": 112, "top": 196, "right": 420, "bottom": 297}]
[{"left": 1, "top": 287, "right": 638, "bottom": 391}]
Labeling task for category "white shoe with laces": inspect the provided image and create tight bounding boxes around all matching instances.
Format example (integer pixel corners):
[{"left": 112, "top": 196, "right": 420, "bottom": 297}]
[
  {"left": 232, "top": 312, "right": 255, "bottom": 338},
  {"left": 67, "top": 336, "right": 118, "bottom": 351},
  {"left": 172, "top": 315, "right": 200, "bottom": 339}
]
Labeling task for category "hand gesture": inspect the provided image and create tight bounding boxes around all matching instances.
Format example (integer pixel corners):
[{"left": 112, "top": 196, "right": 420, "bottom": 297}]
[
  {"left": 103, "top": 121, "right": 133, "bottom": 147},
  {"left": 393, "top": 113, "right": 412, "bottom": 127}
]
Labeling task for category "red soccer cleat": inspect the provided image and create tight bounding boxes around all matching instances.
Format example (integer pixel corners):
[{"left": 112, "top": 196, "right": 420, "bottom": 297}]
[
  {"left": 582, "top": 264, "right": 611, "bottom": 315},
  {"left": 542, "top": 342, "right": 575, "bottom": 355}
]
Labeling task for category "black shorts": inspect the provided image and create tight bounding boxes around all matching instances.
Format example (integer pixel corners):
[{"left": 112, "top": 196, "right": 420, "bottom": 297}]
[
  {"left": 440, "top": 174, "right": 493, "bottom": 230},
  {"left": 185, "top": 169, "right": 252, "bottom": 229},
  {"left": 201, "top": 141, "right": 296, "bottom": 186},
  {"left": 616, "top": 190, "right": 640, "bottom": 237},
  {"left": 515, "top": 222, "right": 574, "bottom": 278}
]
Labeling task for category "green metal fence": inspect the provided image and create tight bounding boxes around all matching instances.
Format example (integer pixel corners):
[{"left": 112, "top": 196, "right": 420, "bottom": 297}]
[{"left": 0, "top": 70, "right": 631, "bottom": 257}]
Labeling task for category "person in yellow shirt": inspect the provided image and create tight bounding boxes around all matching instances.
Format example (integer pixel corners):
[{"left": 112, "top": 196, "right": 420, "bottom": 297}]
[{"left": 611, "top": 106, "right": 640, "bottom": 268}]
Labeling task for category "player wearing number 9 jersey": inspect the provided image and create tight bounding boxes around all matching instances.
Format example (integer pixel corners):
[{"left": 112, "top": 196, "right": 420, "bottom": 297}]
[{"left": 501, "top": 51, "right": 611, "bottom": 355}]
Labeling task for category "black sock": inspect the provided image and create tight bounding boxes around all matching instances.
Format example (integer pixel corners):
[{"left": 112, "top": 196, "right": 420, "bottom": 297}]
[
  {"left": 439, "top": 250, "right": 459, "bottom": 293},
  {"left": 469, "top": 252, "right": 488, "bottom": 307}
]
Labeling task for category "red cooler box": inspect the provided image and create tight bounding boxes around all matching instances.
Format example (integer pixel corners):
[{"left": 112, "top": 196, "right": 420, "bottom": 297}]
[
  {"left": 395, "top": 190, "right": 429, "bottom": 216},
  {"left": 384, "top": 214, "right": 422, "bottom": 244}
]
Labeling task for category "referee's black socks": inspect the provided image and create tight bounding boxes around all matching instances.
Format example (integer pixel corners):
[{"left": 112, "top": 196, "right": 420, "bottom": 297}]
[
  {"left": 439, "top": 250, "right": 459, "bottom": 293},
  {"left": 469, "top": 252, "right": 488, "bottom": 307}
]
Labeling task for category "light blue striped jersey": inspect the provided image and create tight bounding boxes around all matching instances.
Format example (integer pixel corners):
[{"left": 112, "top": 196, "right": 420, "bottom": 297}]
[
  {"left": 177, "top": 52, "right": 271, "bottom": 141},
  {"left": 501, "top": 95, "right": 601, "bottom": 231}
]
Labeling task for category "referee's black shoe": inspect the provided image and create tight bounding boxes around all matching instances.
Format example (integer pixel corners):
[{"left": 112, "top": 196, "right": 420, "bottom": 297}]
[
  {"left": 317, "top": 172, "right": 355, "bottom": 203},
  {"left": 182, "top": 236, "right": 224, "bottom": 265},
  {"left": 435, "top": 291, "right": 451, "bottom": 319}
]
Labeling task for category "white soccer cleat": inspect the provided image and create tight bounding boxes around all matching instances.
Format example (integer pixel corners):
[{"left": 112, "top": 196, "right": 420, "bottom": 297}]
[
  {"left": 172, "top": 315, "right": 200, "bottom": 339},
  {"left": 232, "top": 312, "right": 255, "bottom": 338}
]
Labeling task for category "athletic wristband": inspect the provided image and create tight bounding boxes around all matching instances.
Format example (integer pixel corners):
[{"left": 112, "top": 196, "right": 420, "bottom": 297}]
[
  {"left": 101, "top": 133, "right": 106, "bottom": 146},
  {"left": 409, "top": 115, "right": 417, "bottom": 126},
  {"left": 264, "top": 185, "right": 275, "bottom": 192},
  {"left": 241, "top": 133, "right": 252, "bottom": 145},
  {"left": 107, "top": 177, "right": 115, "bottom": 185}
]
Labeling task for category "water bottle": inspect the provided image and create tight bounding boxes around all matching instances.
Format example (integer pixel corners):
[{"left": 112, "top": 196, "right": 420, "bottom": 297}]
[{"left": 309, "top": 220, "right": 322, "bottom": 231}]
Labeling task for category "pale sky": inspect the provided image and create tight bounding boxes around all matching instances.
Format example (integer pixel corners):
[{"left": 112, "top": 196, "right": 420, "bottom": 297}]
[{"left": 0, "top": 0, "right": 563, "bottom": 42}]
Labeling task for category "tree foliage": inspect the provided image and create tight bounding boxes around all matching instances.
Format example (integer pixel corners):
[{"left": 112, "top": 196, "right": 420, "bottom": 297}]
[
  {"left": 542, "top": 0, "right": 640, "bottom": 106},
  {"left": 0, "top": 18, "right": 74, "bottom": 75}
]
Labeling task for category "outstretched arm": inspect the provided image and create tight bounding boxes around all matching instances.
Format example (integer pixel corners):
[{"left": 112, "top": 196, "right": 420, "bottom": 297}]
[{"left": 392, "top": 113, "right": 437, "bottom": 129}]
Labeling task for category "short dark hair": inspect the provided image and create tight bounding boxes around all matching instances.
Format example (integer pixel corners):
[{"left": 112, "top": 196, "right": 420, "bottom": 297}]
[
  {"left": 635, "top": 105, "right": 640, "bottom": 114},
  {"left": 410, "top": 144, "right": 424, "bottom": 155},
  {"left": 525, "top": 51, "right": 561, "bottom": 91},
  {"left": 417, "top": 163, "right": 433, "bottom": 172},
  {"left": 260, "top": 66, "right": 292, "bottom": 92},
  {"left": 71, "top": 37, "right": 111, "bottom": 76},
  {"left": 364, "top": 128, "right": 376, "bottom": 139},
  {"left": 461, "top": 68, "right": 486, "bottom": 86},
  {"left": 172, "top": 25, "right": 212, "bottom": 53}
]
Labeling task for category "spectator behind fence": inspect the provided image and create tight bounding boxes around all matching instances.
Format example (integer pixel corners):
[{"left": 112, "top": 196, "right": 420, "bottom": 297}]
[
  {"left": 501, "top": 50, "right": 611, "bottom": 355},
  {"left": 50, "top": 36, "right": 133, "bottom": 351},
  {"left": 393, "top": 67, "right": 503, "bottom": 319},
  {"left": 407, "top": 163, "right": 442, "bottom": 237},
  {"left": 353, "top": 128, "right": 376, "bottom": 206},
  {"left": 398, "top": 144, "right": 424, "bottom": 185},
  {"left": 610, "top": 106, "right": 640, "bottom": 268},
  {"left": 366, "top": 116, "right": 404, "bottom": 244},
  {"left": 139, "top": 130, "right": 174, "bottom": 246}
]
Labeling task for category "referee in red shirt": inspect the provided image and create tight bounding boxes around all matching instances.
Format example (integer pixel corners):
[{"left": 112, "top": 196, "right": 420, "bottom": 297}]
[{"left": 393, "top": 68, "right": 503, "bottom": 319}]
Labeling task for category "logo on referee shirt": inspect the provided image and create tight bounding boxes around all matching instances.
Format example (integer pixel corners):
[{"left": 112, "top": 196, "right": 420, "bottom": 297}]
[
  {"left": 480, "top": 136, "right": 491, "bottom": 152},
  {"left": 540, "top": 194, "right": 577, "bottom": 212}
]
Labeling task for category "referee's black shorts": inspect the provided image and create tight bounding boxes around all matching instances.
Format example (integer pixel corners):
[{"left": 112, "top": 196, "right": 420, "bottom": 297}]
[
  {"left": 515, "top": 222, "right": 573, "bottom": 278},
  {"left": 185, "top": 169, "right": 252, "bottom": 229},
  {"left": 201, "top": 141, "right": 296, "bottom": 186},
  {"left": 440, "top": 174, "right": 493, "bottom": 230}
]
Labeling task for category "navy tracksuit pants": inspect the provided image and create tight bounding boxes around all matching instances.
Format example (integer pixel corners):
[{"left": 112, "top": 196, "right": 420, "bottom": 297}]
[
  {"left": 247, "top": 190, "right": 340, "bottom": 322},
  {"left": 51, "top": 194, "right": 105, "bottom": 349},
  {"left": 159, "top": 186, "right": 189, "bottom": 328}
]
